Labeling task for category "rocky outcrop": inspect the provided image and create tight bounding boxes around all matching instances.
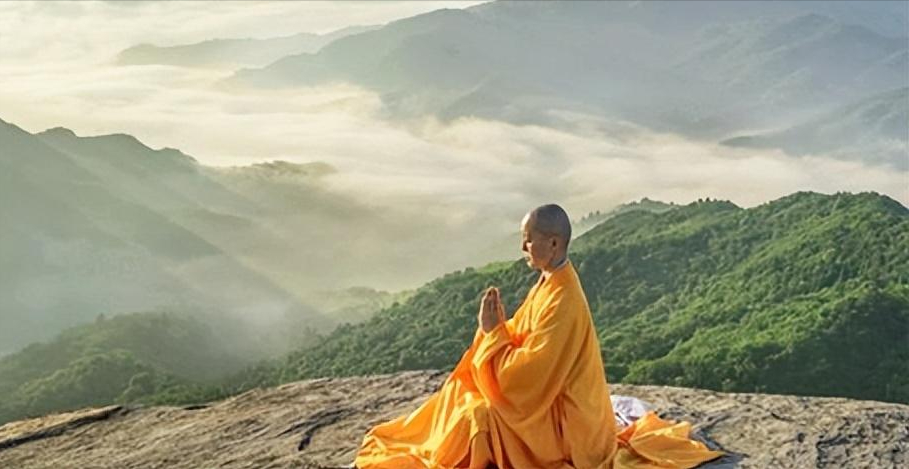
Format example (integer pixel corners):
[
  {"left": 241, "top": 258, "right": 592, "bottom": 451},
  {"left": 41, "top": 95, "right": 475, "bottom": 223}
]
[{"left": 0, "top": 370, "right": 906, "bottom": 468}]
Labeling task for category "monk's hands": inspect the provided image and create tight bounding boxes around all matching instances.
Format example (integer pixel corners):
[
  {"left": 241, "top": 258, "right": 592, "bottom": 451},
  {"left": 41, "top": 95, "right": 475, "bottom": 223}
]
[{"left": 478, "top": 287, "right": 507, "bottom": 333}]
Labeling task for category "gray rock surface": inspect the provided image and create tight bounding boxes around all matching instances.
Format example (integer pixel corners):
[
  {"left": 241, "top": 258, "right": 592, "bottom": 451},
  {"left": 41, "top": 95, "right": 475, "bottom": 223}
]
[{"left": 0, "top": 370, "right": 906, "bottom": 468}]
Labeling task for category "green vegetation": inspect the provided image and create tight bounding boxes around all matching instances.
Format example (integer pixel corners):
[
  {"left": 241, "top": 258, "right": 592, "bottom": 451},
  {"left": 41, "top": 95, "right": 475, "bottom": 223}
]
[
  {"left": 243, "top": 191, "right": 909, "bottom": 404},
  {"left": 2, "top": 191, "right": 906, "bottom": 426},
  {"left": 574, "top": 197, "right": 678, "bottom": 236},
  {"left": 0, "top": 312, "right": 250, "bottom": 423}
]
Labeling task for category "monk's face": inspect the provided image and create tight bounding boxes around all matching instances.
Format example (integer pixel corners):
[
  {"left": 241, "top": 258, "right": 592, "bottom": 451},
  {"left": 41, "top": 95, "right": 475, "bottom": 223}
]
[{"left": 521, "top": 214, "right": 558, "bottom": 271}]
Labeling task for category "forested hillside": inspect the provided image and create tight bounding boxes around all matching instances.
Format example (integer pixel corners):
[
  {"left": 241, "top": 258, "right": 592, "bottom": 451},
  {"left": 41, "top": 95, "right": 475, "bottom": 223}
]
[
  {"left": 251, "top": 191, "right": 908, "bottom": 404},
  {"left": 0, "top": 312, "right": 277, "bottom": 424},
  {"left": 3, "top": 191, "right": 904, "bottom": 426}
]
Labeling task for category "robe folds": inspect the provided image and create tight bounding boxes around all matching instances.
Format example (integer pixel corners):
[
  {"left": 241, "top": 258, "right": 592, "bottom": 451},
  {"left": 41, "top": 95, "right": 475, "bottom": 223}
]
[{"left": 355, "top": 260, "right": 723, "bottom": 469}]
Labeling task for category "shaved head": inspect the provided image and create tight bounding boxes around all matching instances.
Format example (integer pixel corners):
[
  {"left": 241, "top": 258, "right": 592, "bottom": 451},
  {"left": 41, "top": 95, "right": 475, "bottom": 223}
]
[{"left": 525, "top": 204, "right": 572, "bottom": 248}]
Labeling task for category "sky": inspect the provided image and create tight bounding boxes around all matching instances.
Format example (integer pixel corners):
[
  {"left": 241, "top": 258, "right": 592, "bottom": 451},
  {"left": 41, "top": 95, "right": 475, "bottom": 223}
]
[{"left": 0, "top": 0, "right": 905, "bottom": 220}]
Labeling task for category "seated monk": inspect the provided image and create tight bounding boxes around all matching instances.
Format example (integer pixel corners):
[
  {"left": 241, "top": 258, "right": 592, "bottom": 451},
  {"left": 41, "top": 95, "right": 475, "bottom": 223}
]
[{"left": 355, "top": 204, "right": 724, "bottom": 469}]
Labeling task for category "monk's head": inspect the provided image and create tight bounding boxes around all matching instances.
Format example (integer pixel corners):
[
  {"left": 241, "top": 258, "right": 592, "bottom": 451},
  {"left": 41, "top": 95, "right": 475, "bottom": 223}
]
[{"left": 521, "top": 204, "right": 571, "bottom": 271}]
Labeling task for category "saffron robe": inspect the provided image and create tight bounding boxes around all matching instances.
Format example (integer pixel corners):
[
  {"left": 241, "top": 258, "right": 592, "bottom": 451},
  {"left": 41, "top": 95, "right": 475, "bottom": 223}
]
[{"left": 355, "top": 260, "right": 723, "bottom": 469}]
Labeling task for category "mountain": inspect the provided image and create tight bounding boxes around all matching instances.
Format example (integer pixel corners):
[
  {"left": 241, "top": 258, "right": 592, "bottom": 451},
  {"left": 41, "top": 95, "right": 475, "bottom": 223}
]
[
  {"left": 468, "top": 1, "right": 909, "bottom": 39},
  {"left": 574, "top": 197, "right": 678, "bottom": 237},
  {"left": 223, "top": 191, "right": 909, "bottom": 405},
  {"left": 1, "top": 117, "right": 540, "bottom": 355},
  {"left": 1, "top": 190, "right": 904, "bottom": 430},
  {"left": 0, "top": 118, "right": 342, "bottom": 354},
  {"left": 226, "top": 1, "right": 908, "bottom": 144},
  {"left": 0, "top": 311, "right": 285, "bottom": 425},
  {"left": 1, "top": 370, "right": 907, "bottom": 468},
  {"left": 0, "top": 292, "right": 421, "bottom": 427},
  {"left": 199, "top": 159, "right": 522, "bottom": 291},
  {"left": 722, "top": 87, "right": 909, "bottom": 170},
  {"left": 305, "top": 286, "right": 416, "bottom": 326},
  {"left": 35, "top": 126, "right": 421, "bottom": 313},
  {"left": 685, "top": 13, "right": 907, "bottom": 96},
  {"left": 115, "top": 25, "right": 379, "bottom": 69}
]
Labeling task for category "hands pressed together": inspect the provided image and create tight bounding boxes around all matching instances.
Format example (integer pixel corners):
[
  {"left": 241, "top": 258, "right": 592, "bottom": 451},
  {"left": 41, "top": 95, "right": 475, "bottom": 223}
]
[{"left": 478, "top": 286, "right": 507, "bottom": 333}]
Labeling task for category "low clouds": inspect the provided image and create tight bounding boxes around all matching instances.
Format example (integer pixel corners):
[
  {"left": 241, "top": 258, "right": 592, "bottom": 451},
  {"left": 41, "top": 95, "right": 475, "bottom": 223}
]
[{"left": 1, "top": 1, "right": 906, "bottom": 281}]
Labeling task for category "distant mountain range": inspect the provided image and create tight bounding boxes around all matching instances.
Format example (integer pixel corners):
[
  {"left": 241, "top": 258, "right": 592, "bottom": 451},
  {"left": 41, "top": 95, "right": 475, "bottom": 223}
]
[
  {"left": 1, "top": 117, "right": 349, "bottom": 351},
  {"left": 109, "top": 1, "right": 907, "bottom": 173},
  {"left": 1, "top": 116, "right": 585, "bottom": 355},
  {"left": 723, "top": 87, "right": 909, "bottom": 170},
  {"left": 115, "top": 25, "right": 379, "bottom": 69},
  {"left": 217, "top": 1, "right": 907, "bottom": 168},
  {"left": 0, "top": 118, "right": 419, "bottom": 355}
]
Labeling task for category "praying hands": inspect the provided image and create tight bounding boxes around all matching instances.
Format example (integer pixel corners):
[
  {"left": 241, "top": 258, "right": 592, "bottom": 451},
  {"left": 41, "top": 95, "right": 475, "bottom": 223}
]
[{"left": 478, "top": 286, "right": 506, "bottom": 332}]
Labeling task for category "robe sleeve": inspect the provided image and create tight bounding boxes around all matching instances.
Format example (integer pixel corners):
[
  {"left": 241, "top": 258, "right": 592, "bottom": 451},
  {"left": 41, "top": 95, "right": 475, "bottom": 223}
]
[{"left": 470, "top": 286, "right": 583, "bottom": 424}]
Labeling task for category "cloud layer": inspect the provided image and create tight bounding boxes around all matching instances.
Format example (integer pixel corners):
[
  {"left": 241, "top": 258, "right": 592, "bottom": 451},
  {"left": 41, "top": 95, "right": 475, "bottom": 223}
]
[{"left": 1, "top": 0, "right": 905, "bottom": 251}]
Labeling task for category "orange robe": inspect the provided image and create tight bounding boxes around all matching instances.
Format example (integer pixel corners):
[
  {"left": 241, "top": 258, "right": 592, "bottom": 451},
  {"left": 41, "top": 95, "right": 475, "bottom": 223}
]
[{"left": 355, "top": 260, "right": 723, "bottom": 469}]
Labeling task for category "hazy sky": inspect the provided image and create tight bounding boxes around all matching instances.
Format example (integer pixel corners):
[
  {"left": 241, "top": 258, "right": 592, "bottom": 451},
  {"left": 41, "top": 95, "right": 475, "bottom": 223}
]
[{"left": 0, "top": 0, "right": 905, "bottom": 217}]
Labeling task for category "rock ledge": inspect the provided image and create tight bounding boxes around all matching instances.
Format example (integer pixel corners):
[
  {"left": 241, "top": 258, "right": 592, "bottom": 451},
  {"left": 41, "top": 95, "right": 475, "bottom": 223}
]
[{"left": 0, "top": 370, "right": 906, "bottom": 468}]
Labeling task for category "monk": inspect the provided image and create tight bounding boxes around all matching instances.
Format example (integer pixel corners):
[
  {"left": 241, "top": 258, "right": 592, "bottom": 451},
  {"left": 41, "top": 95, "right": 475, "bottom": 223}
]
[{"left": 355, "top": 204, "right": 723, "bottom": 469}]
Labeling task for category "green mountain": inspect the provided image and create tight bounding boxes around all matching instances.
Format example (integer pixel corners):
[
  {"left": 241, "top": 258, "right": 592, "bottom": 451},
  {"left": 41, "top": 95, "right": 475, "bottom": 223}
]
[
  {"left": 574, "top": 197, "right": 678, "bottom": 236},
  {"left": 0, "top": 288, "right": 412, "bottom": 425},
  {"left": 3, "top": 191, "right": 903, "bottom": 425},
  {"left": 233, "top": 191, "right": 908, "bottom": 404},
  {"left": 0, "top": 311, "right": 274, "bottom": 424}
]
